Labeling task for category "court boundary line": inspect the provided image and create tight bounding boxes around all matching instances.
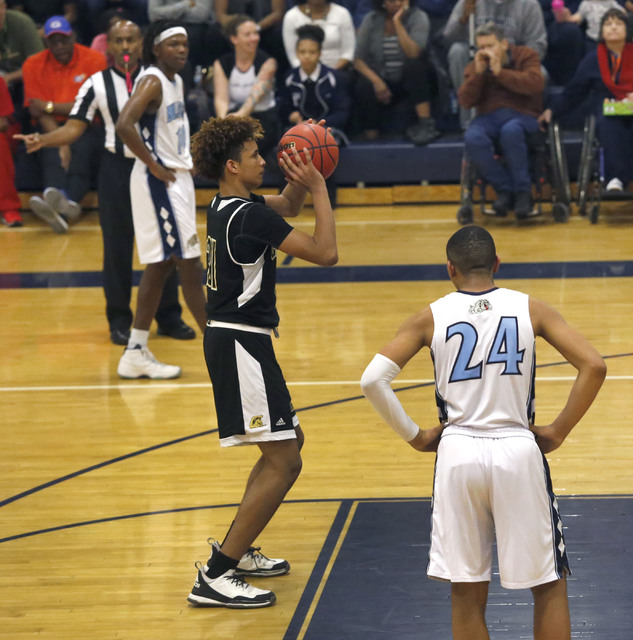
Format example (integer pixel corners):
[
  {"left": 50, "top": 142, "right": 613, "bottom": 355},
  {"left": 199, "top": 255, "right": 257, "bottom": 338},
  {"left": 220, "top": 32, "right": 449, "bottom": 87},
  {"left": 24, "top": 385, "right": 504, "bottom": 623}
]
[
  {"left": 1, "top": 354, "right": 631, "bottom": 510},
  {"left": 1, "top": 495, "right": 628, "bottom": 546}
]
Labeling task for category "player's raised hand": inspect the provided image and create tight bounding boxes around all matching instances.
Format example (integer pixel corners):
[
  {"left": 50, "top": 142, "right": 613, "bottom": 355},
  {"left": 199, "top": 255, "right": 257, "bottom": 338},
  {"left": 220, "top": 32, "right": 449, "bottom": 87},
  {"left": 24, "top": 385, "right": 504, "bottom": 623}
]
[{"left": 279, "top": 147, "right": 325, "bottom": 191}]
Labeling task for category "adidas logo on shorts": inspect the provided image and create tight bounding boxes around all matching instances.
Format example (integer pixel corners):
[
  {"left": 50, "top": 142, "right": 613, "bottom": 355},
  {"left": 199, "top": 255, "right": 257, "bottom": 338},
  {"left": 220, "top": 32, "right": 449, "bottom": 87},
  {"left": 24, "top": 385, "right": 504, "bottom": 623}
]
[{"left": 275, "top": 418, "right": 286, "bottom": 426}]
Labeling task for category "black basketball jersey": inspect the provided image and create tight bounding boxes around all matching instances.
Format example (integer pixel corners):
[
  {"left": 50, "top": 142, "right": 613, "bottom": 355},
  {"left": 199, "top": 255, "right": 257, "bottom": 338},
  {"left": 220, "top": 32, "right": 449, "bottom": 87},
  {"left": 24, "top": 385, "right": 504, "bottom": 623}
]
[{"left": 206, "top": 193, "right": 294, "bottom": 328}]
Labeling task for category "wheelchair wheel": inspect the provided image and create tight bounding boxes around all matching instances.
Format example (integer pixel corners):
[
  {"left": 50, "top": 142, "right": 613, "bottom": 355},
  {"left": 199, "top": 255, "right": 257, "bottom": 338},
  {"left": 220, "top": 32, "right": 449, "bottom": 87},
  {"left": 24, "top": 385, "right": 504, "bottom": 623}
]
[
  {"left": 549, "top": 122, "right": 572, "bottom": 206},
  {"left": 457, "top": 205, "right": 474, "bottom": 225},
  {"left": 577, "top": 115, "right": 596, "bottom": 217},
  {"left": 552, "top": 202, "right": 570, "bottom": 223},
  {"left": 590, "top": 203, "right": 599, "bottom": 224}
]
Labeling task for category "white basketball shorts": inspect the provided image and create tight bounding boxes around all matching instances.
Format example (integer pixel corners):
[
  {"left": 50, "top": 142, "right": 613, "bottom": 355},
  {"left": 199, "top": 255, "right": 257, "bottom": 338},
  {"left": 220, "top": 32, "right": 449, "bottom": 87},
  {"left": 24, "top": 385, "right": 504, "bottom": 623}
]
[
  {"left": 427, "top": 428, "right": 570, "bottom": 589},
  {"left": 130, "top": 162, "right": 200, "bottom": 264}
]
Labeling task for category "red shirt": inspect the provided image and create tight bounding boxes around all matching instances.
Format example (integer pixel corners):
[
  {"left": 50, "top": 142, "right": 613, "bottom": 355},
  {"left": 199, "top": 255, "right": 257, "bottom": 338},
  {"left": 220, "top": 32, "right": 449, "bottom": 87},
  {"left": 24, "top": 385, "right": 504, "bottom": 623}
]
[{"left": 22, "top": 43, "right": 107, "bottom": 121}]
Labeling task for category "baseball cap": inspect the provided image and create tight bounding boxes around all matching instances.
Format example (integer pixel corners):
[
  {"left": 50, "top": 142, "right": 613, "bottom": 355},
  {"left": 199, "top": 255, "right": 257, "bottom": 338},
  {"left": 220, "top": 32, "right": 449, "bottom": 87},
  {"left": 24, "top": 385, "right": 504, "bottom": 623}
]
[{"left": 44, "top": 16, "right": 73, "bottom": 38}]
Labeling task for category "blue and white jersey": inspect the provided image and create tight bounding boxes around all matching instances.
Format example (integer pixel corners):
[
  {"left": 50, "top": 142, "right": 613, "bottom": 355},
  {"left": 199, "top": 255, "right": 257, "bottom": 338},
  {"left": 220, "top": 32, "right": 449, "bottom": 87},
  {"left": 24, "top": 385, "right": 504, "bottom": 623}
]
[
  {"left": 135, "top": 66, "right": 192, "bottom": 170},
  {"left": 430, "top": 287, "right": 536, "bottom": 432}
]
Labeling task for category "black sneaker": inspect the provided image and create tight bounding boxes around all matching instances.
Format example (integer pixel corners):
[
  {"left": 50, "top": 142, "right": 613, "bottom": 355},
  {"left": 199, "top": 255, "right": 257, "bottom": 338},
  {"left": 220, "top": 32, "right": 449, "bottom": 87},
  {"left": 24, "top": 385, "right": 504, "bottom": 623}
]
[
  {"left": 157, "top": 320, "right": 196, "bottom": 340},
  {"left": 406, "top": 119, "right": 441, "bottom": 146},
  {"left": 514, "top": 191, "right": 537, "bottom": 219},
  {"left": 187, "top": 566, "right": 276, "bottom": 609},
  {"left": 489, "top": 191, "right": 513, "bottom": 217},
  {"left": 206, "top": 540, "right": 290, "bottom": 578}
]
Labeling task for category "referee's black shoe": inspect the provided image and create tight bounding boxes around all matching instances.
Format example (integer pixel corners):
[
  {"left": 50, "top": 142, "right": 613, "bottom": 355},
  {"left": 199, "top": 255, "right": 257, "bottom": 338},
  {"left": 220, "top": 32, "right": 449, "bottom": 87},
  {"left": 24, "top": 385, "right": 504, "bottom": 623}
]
[
  {"left": 157, "top": 320, "right": 196, "bottom": 340},
  {"left": 110, "top": 329, "right": 130, "bottom": 346}
]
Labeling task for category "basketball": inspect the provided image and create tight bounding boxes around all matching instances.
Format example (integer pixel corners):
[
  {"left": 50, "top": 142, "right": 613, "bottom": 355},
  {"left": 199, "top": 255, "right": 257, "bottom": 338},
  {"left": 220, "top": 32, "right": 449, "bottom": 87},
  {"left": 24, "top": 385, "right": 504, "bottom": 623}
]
[{"left": 277, "top": 123, "right": 339, "bottom": 179}]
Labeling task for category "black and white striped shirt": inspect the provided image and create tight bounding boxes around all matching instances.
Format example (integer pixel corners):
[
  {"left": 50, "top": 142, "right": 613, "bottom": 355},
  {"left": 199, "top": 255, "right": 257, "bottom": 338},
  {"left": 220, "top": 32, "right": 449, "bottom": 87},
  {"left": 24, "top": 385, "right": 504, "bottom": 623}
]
[{"left": 69, "top": 66, "right": 141, "bottom": 159}]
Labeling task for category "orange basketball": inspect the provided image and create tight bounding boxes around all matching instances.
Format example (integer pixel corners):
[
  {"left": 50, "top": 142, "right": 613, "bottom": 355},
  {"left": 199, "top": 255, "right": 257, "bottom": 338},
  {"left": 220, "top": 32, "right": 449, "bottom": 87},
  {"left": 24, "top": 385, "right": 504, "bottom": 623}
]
[{"left": 277, "top": 123, "right": 339, "bottom": 179}]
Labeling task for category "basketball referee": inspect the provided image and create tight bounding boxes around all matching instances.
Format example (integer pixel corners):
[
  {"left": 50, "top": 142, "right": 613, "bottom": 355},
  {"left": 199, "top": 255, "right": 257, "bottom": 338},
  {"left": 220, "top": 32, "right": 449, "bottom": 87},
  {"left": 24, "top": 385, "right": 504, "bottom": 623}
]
[{"left": 14, "top": 20, "right": 194, "bottom": 346}]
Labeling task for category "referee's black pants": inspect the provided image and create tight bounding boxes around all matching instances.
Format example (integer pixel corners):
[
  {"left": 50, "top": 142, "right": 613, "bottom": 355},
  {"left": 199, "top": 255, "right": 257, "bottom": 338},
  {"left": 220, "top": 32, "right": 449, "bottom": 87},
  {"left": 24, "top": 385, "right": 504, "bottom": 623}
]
[{"left": 98, "top": 151, "right": 183, "bottom": 333}]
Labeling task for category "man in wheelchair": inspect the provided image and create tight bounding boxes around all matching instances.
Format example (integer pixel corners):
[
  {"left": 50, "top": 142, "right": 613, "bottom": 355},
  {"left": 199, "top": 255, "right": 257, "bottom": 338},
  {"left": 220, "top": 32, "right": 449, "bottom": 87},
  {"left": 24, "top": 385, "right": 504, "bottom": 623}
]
[{"left": 459, "top": 22, "right": 545, "bottom": 219}]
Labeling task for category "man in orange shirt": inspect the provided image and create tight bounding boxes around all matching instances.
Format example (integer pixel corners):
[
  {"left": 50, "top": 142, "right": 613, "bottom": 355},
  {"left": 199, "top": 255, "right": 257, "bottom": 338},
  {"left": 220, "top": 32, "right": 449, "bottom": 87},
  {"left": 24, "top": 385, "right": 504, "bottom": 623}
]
[{"left": 22, "top": 15, "right": 106, "bottom": 232}]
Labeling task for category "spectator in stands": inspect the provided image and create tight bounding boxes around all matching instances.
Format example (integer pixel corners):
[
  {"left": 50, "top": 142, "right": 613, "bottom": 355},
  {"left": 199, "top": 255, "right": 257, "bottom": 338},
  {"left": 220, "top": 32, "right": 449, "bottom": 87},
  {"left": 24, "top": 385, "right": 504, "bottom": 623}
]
[
  {"left": 79, "top": 0, "right": 149, "bottom": 42},
  {"left": 213, "top": 14, "right": 279, "bottom": 159},
  {"left": 540, "top": 7, "right": 633, "bottom": 194},
  {"left": 540, "top": 0, "right": 585, "bottom": 85},
  {"left": 209, "top": 0, "right": 288, "bottom": 76},
  {"left": 283, "top": 0, "right": 355, "bottom": 72},
  {"left": 0, "top": 0, "right": 44, "bottom": 104},
  {"left": 148, "top": 0, "right": 213, "bottom": 69},
  {"left": 22, "top": 15, "right": 107, "bottom": 232},
  {"left": 354, "top": 0, "right": 440, "bottom": 145},
  {"left": 8, "top": 0, "right": 78, "bottom": 37},
  {"left": 0, "top": 75, "right": 21, "bottom": 226},
  {"left": 460, "top": 22, "right": 545, "bottom": 219},
  {"left": 443, "top": 0, "right": 546, "bottom": 128},
  {"left": 277, "top": 25, "right": 350, "bottom": 132}
]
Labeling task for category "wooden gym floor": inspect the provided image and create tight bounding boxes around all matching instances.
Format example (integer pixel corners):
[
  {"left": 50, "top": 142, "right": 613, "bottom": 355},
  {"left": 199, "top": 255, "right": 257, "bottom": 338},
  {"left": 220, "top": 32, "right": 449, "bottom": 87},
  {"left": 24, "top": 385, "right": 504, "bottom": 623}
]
[{"left": 1, "top": 192, "right": 632, "bottom": 639}]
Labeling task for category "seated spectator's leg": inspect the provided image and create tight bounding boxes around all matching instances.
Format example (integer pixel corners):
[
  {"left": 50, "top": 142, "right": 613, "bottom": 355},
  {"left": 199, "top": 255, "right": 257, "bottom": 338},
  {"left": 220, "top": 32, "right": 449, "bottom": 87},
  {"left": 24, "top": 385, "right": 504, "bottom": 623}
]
[
  {"left": 184, "top": 23, "right": 209, "bottom": 69},
  {"left": 545, "top": 22, "right": 584, "bottom": 86},
  {"left": 203, "top": 22, "right": 231, "bottom": 68},
  {"left": 596, "top": 114, "right": 631, "bottom": 185},
  {"left": 124, "top": 0, "right": 149, "bottom": 25},
  {"left": 447, "top": 41, "right": 471, "bottom": 129},
  {"left": 66, "top": 124, "right": 103, "bottom": 209},
  {"left": 497, "top": 110, "right": 539, "bottom": 195},
  {"left": 464, "top": 113, "right": 512, "bottom": 195},
  {"left": 39, "top": 146, "right": 67, "bottom": 191},
  {"left": 79, "top": 0, "right": 107, "bottom": 42},
  {"left": 353, "top": 73, "right": 382, "bottom": 139},
  {"left": 402, "top": 53, "right": 440, "bottom": 145}
]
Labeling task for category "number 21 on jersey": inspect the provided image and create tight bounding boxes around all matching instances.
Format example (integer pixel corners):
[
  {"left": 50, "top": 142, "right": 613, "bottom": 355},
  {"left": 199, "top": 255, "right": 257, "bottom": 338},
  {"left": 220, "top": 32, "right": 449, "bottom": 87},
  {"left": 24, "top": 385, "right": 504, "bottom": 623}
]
[{"left": 446, "top": 316, "right": 525, "bottom": 383}]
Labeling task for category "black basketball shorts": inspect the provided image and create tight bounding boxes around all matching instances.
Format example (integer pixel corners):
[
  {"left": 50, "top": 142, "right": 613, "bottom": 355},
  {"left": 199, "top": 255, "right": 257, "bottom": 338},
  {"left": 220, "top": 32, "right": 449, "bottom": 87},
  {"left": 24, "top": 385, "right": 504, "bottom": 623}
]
[{"left": 204, "top": 325, "right": 299, "bottom": 447}]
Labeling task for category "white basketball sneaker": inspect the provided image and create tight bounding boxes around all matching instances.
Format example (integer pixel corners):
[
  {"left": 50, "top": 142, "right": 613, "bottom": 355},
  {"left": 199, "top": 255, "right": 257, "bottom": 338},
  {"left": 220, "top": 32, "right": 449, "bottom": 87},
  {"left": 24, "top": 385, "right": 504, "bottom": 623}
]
[
  {"left": 187, "top": 565, "right": 276, "bottom": 609},
  {"left": 206, "top": 539, "right": 290, "bottom": 577},
  {"left": 44, "top": 187, "right": 82, "bottom": 222},
  {"left": 117, "top": 345, "right": 181, "bottom": 379}
]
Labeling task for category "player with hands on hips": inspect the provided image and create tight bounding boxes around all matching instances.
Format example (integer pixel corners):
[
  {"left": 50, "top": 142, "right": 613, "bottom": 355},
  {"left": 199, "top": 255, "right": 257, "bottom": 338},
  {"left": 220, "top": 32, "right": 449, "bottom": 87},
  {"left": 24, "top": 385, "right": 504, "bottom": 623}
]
[{"left": 361, "top": 225, "right": 606, "bottom": 640}]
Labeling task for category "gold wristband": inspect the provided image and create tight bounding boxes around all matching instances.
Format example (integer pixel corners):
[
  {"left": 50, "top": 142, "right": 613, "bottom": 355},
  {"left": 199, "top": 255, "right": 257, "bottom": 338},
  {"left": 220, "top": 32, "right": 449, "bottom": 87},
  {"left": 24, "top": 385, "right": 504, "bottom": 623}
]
[{"left": 45, "top": 101, "right": 54, "bottom": 114}]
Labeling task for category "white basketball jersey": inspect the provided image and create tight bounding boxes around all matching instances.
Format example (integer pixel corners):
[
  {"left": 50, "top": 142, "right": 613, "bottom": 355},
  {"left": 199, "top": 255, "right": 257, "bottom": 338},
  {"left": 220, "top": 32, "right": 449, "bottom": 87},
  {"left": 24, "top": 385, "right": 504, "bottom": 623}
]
[
  {"left": 136, "top": 66, "right": 192, "bottom": 170},
  {"left": 430, "top": 287, "right": 536, "bottom": 432}
]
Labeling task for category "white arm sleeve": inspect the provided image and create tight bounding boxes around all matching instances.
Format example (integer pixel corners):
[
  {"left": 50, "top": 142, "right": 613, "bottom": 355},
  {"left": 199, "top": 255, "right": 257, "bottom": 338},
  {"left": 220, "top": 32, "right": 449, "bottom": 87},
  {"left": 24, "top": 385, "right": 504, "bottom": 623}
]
[{"left": 360, "top": 353, "right": 420, "bottom": 443}]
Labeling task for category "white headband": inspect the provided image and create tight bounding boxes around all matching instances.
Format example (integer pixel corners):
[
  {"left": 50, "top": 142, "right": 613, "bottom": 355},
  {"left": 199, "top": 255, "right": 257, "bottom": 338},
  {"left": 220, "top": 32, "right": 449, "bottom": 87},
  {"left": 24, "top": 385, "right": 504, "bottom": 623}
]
[{"left": 154, "top": 27, "right": 187, "bottom": 46}]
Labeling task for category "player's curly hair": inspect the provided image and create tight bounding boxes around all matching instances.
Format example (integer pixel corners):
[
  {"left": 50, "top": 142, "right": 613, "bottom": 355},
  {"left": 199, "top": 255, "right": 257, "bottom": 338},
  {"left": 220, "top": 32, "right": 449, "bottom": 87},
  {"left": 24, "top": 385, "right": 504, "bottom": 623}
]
[
  {"left": 446, "top": 225, "right": 497, "bottom": 274},
  {"left": 191, "top": 116, "right": 264, "bottom": 181}
]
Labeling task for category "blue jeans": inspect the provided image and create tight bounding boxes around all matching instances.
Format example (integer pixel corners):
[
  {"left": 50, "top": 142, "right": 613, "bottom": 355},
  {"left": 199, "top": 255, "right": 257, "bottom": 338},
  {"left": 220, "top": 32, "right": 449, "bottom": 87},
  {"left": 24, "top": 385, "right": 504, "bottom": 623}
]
[
  {"left": 464, "top": 108, "right": 539, "bottom": 194},
  {"left": 596, "top": 113, "right": 633, "bottom": 183}
]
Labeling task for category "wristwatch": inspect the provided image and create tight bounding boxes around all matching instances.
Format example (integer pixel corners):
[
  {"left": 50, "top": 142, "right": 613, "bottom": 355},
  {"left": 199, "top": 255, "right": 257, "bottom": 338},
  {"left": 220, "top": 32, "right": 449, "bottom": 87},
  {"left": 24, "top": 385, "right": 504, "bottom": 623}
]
[{"left": 45, "top": 101, "right": 54, "bottom": 114}]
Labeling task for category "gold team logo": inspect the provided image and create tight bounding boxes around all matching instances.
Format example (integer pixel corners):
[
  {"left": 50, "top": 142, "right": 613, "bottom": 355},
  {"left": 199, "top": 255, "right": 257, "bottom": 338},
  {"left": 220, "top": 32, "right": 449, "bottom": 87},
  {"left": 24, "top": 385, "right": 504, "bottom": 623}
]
[
  {"left": 249, "top": 415, "right": 264, "bottom": 430},
  {"left": 469, "top": 299, "right": 492, "bottom": 314}
]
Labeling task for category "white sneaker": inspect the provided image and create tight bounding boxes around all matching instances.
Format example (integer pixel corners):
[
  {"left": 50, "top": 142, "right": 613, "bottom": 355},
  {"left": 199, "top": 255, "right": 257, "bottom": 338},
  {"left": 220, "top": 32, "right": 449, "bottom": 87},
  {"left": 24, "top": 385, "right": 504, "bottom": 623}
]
[
  {"left": 187, "top": 567, "right": 276, "bottom": 608},
  {"left": 606, "top": 178, "right": 623, "bottom": 192},
  {"left": 117, "top": 345, "right": 181, "bottom": 379},
  {"left": 44, "top": 187, "right": 81, "bottom": 222},
  {"left": 30, "top": 196, "right": 68, "bottom": 233},
  {"left": 206, "top": 539, "right": 290, "bottom": 577}
]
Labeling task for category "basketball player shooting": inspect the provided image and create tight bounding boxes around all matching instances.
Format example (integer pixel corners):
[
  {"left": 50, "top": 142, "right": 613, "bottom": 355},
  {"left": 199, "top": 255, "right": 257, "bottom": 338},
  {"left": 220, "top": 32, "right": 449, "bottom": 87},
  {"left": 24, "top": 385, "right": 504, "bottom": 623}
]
[{"left": 185, "top": 115, "right": 337, "bottom": 608}]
